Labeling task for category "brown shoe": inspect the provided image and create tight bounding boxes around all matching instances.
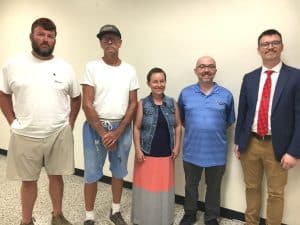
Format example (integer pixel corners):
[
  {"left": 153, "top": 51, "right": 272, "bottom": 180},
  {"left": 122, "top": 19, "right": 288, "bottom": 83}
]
[{"left": 51, "top": 213, "right": 72, "bottom": 225}]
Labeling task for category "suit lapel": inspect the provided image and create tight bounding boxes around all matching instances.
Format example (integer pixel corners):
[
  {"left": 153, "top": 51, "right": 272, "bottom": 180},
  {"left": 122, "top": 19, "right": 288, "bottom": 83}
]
[
  {"left": 251, "top": 69, "right": 261, "bottom": 108},
  {"left": 272, "top": 64, "right": 290, "bottom": 113}
]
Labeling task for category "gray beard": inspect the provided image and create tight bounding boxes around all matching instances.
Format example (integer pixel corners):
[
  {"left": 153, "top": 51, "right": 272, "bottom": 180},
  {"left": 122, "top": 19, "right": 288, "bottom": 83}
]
[{"left": 31, "top": 43, "right": 54, "bottom": 57}]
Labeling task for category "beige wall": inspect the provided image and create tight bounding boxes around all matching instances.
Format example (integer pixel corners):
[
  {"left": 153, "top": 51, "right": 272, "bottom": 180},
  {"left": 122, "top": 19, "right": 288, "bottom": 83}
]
[{"left": 1, "top": 0, "right": 300, "bottom": 224}]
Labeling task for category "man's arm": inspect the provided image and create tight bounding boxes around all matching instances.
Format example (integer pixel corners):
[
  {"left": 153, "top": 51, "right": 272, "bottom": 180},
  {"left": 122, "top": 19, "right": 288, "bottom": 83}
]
[
  {"left": 0, "top": 91, "right": 15, "bottom": 125},
  {"left": 69, "top": 95, "right": 81, "bottom": 130},
  {"left": 82, "top": 85, "right": 107, "bottom": 138},
  {"left": 234, "top": 76, "right": 248, "bottom": 159},
  {"left": 177, "top": 92, "right": 185, "bottom": 127},
  {"left": 235, "top": 76, "right": 247, "bottom": 145},
  {"left": 226, "top": 94, "right": 236, "bottom": 128},
  {"left": 116, "top": 89, "right": 138, "bottom": 133},
  {"left": 280, "top": 73, "right": 300, "bottom": 169}
]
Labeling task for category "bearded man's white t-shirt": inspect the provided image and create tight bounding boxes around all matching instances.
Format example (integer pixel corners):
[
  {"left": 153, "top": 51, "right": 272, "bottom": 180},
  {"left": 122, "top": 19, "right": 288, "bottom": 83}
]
[{"left": 0, "top": 54, "right": 80, "bottom": 138}]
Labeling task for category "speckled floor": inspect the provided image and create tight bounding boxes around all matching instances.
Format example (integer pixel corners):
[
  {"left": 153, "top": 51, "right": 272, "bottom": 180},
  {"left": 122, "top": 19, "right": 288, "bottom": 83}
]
[{"left": 0, "top": 155, "right": 245, "bottom": 225}]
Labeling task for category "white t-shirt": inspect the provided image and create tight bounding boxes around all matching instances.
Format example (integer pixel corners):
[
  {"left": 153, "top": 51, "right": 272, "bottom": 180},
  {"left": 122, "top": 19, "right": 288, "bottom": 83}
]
[
  {"left": 0, "top": 53, "right": 80, "bottom": 138},
  {"left": 81, "top": 59, "right": 139, "bottom": 119}
]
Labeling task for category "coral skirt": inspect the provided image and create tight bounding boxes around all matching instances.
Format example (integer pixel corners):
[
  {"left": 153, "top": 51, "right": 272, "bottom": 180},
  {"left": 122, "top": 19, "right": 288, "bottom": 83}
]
[{"left": 131, "top": 156, "right": 175, "bottom": 225}]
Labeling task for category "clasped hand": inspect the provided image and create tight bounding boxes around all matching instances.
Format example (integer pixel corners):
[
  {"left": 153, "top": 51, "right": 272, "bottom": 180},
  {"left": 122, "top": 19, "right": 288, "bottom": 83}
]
[{"left": 102, "top": 130, "right": 120, "bottom": 150}]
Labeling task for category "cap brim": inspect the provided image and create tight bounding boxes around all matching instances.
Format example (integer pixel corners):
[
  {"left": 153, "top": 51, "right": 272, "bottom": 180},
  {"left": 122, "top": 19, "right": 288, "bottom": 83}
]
[{"left": 97, "top": 31, "right": 121, "bottom": 39}]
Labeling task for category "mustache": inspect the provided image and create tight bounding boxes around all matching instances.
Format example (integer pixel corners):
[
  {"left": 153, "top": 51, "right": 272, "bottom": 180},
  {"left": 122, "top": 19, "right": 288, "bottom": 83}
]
[
  {"left": 266, "top": 49, "right": 276, "bottom": 53},
  {"left": 41, "top": 42, "right": 50, "bottom": 46}
]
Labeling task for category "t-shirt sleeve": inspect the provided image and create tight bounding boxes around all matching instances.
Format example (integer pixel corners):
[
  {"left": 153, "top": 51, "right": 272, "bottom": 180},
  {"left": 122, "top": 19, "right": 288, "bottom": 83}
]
[
  {"left": 81, "top": 63, "right": 95, "bottom": 87},
  {"left": 129, "top": 68, "right": 139, "bottom": 91},
  {"left": 0, "top": 64, "right": 12, "bottom": 94},
  {"left": 68, "top": 66, "right": 81, "bottom": 98}
]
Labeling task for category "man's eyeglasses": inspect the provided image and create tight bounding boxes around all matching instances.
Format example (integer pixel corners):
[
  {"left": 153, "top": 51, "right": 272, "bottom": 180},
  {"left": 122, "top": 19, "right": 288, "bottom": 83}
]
[
  {"left": 259, "top": 40, "right": 282, "bottom": 48},
  {"left": 197, "top": 64, "right": 216, "bottom": 70},
  {"left": 101, "top": 37, "right": 120, "bottom": 44}
]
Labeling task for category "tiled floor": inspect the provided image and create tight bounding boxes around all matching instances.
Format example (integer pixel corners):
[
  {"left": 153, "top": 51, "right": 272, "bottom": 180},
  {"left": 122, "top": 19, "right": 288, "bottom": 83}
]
[{"left": 0, "top": 155, "right": 244, "bottom": 225}]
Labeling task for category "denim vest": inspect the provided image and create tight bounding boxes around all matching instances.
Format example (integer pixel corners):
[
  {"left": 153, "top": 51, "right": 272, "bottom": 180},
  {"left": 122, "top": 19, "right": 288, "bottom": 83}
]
[{"left": 141, "top": 94, "right": 176, "bottom": 154}]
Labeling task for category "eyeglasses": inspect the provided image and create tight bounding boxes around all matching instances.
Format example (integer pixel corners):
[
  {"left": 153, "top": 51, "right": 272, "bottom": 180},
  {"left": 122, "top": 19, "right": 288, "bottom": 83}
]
[
  {"left": 101, "top": 36, "right": 120, "bottom": 44},
  {"left": 259, "top": 40, "right": 282, "bottom": 48},
  {"left": 197, "top": 64, "right": 216, "bottom": 70}
]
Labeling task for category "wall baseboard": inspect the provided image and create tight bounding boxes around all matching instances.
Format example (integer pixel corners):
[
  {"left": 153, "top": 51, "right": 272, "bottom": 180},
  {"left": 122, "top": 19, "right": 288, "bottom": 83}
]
[
  {"left": 0, "top": 149, "right": 286, "bottom": 225},
  {"left": 0, "top": 148, "right": 7, "bottom": 156}
]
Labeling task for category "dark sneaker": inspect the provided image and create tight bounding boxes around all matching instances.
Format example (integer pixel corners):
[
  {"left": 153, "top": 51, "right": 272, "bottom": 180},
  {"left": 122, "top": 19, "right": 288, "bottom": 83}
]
[
  {"left": 83, "top": 220, "right": 95, "bottom": 225},
  {"left": 205, "top": 219, "right": 219, "bottom": 225},
  {"left": 51, "top": 213, "right": 72, "bottom": 225},
  {"left": 109, "top": 209, "right": 127, "bottom": 225},
  {"left": 179, "top": 214, "right": 197, "bottom": 225},
  {"left": 20, "top": 218, "right": 35, "bottom": 225}
]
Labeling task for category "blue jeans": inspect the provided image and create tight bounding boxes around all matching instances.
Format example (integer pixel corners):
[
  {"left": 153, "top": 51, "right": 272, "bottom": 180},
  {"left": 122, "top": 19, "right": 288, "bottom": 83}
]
[
  {"left": 183, "top": 161, "right": 225, "bottom": 222},
  {"left": 83, "top": 120, "right": 132, "bottom": 183}
]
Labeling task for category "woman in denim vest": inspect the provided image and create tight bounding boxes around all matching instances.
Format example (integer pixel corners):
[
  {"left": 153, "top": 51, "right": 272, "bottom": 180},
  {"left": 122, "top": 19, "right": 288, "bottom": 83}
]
[{"left": 131, "top": 67, "right": 182, "bottom": 225}]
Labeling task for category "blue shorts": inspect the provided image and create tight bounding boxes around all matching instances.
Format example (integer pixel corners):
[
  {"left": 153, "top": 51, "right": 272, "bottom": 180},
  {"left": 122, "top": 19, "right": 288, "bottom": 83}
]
[{"left": 83, "top": 120, "right": 132, "bottom": 183}]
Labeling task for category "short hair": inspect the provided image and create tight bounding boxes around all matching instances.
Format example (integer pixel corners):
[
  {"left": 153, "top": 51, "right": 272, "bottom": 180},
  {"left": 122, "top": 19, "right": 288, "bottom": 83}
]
[
  {"left": 258, "top": 29, "right": 282, "bottom": 46},
  {"left": 31, "top": 18, "right": 57, "bottom": 35},
  {"left": 146, "top": 67, "right": 167, "bottom": 82}
]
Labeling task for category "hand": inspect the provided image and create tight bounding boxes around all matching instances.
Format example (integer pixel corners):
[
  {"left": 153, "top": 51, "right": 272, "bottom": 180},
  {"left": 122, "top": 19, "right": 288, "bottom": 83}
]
[
  {"left": 135, "top": 150, "right": 145, "bottom": 163},
  {"left": 102, "top": 130, "right": 120, "bottom": 150},
  {"left": 104, "top": 142, "right": 117, "bottom": 151},
  {"left": 281, "top": 153, "right": 297, "bottom": 170},
  {"left": 171, "top": 148, "right": 179, "bottom": 160},
  {"left": 9, "top": 117, "right": 16, "bottom": 126},
  {"left": 69, "top": 121, "right": 74, "bottom": 130},
  {"left": 234, "top": 144, "right": 240, "bottom": 160}
]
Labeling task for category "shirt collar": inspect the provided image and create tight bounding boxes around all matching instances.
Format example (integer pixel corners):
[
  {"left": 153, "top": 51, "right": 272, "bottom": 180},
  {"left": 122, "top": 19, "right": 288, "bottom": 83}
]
[
  {"left": 262, "top": 61, "right": 282, "bottom": 74},
  {"left": 193, "top": 82, "right": 219, "bottom": 94}
]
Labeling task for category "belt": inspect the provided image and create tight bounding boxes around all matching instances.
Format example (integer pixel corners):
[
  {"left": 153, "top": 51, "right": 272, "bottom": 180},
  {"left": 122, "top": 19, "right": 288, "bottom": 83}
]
[{"left": 251, "top": 132, "right": 272, "bottom": 141}]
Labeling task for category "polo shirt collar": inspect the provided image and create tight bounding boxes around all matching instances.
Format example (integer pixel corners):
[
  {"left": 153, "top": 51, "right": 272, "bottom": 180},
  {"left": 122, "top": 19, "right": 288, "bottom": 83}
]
[{"left": 193, "top": 82, "right": 220, "bottom": 94}]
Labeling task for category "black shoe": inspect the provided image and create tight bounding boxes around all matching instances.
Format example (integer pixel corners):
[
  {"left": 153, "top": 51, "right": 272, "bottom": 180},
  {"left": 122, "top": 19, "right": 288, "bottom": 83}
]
[
  {"left": 109, "top": 209, "right": 127, "bottom": 225},
  {"left": 205, "top": 219, "right": 219, "bottom": 225},
  {"left": 179, "top": 214, "right": 197, "bottom": 225},
  {"left": 83, "top": 220, "right": 95, "bottom": 225}
]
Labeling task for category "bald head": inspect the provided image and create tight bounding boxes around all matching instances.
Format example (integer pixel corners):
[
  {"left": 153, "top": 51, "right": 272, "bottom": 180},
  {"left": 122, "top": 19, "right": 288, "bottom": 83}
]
[
  {"left": 195, "top": 56, "right": 216, "bottom": 68},
  {"left": 194, "top": 55, "right": 217, "bottom": 86}
]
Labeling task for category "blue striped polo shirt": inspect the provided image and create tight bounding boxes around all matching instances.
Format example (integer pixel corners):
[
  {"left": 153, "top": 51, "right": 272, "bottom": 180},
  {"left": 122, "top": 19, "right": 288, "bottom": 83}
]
[{"left": 178, "top": 83, "right": 235, "bottom": 167}]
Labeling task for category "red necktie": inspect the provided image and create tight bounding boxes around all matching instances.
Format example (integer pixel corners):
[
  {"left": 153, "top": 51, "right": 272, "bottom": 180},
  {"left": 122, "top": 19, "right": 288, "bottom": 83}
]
[{"left": 257, "top": 70, "right": 273, "bottom": 137}]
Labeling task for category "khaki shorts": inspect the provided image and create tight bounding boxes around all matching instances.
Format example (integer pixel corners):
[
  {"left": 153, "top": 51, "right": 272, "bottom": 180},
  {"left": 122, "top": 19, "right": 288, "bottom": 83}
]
[{"left": 6, "top": 125, "right": 74, "bottom": 181}]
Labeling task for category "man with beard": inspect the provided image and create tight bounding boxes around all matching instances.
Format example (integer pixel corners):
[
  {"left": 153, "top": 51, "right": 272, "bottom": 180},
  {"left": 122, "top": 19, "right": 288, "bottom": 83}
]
[
  {"left": 178, "top": 56, "right": 235, "bottom": 225},
  {"left": 0, "top": 18, "right": 81, "bottom": 225},
  {"left": 234, "top": 29, "right": 300, "bottom": 225}
]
